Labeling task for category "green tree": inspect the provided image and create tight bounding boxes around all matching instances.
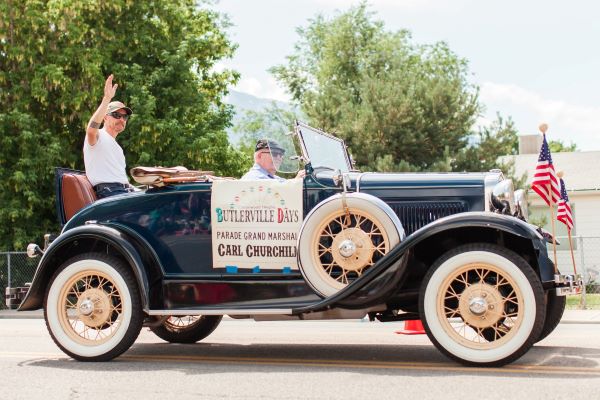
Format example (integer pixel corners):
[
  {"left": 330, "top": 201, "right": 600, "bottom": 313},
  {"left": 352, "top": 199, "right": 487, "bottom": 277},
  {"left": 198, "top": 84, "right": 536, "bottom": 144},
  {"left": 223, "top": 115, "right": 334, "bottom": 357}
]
[
  {"left": 233, "top": 103, "right": 300, "bottom": 156},
  {"left": 453, "top": 113, "right": 527, "bottom": 189},
  {"left": 549, "top": 139, "right": 578, "bottom": 153},
  {"left": 0, "top": 0, "right": 242, "bottom": 250},
  {"left": 453, "top": 114, "right": 518, "bottom": 170},
  {"left": 270, "top": 3, "right": 479, "bottom": 172}
]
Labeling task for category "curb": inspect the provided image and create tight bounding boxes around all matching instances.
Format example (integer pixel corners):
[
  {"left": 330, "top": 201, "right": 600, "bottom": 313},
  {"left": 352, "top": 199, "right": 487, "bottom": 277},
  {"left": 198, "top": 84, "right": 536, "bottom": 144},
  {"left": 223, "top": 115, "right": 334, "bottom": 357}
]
[
  {"left": 0, "top": 310, "right": 43, "bottom": 319},
  {"left": 560, "top": 320, "right": 600, "bottom": 325}
]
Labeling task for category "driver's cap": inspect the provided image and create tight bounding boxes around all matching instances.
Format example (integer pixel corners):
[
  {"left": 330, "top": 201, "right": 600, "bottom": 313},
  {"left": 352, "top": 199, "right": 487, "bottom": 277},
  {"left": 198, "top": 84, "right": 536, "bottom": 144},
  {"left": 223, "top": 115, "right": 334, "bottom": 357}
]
[{"left": 255, "top": 139, "right": 285, "bottom": 154}]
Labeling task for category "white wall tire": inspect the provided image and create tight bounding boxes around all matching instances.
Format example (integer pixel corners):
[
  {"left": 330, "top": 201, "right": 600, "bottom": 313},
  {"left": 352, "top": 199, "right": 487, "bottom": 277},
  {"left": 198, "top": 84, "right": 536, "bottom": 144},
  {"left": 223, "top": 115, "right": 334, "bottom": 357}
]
[
  {"left": 419, "top": 243, "right": 544, "bottom": 367},
  {"left": 44, "top": 253, "right": 143, "bottom": 361},
  {"left": 298, "top": 193, "right": 404, "bottom": 297}
]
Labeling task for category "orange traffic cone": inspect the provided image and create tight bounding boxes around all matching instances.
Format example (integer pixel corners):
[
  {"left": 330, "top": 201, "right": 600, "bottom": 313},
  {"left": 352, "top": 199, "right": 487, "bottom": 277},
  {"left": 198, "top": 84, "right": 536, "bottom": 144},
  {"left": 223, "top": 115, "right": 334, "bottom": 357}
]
[{"left": 395, "top": 319, "right": 426, "bottom": 335}]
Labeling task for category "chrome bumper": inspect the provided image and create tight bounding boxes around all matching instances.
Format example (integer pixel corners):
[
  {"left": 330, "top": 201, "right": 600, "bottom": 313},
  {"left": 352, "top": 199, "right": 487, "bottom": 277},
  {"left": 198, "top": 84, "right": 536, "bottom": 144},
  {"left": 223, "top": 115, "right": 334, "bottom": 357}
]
[{"left": 554, "top": 274, "right": 583, "bottom": 296}]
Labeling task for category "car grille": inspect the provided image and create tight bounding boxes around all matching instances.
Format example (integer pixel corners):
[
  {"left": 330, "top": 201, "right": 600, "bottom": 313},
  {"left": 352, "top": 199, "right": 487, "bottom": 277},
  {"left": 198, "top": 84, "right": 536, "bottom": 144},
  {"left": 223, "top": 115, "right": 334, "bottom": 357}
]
[{"left": 390, "top": 201, "right": 469, "bottom": 235}]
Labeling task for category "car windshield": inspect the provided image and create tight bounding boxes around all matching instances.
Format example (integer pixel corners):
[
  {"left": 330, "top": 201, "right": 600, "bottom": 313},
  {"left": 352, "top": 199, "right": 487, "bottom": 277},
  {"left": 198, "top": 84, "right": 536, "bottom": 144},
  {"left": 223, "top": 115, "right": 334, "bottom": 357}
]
[{"left": 296, "top": 122, "right": 351, "bottom": 172}]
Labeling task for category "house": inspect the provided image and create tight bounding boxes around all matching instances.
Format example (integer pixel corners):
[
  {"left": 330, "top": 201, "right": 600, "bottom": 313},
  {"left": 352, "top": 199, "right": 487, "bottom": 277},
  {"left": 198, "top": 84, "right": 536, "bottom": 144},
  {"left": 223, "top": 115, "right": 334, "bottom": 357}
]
[{"left": 502, "top": 135, "right": 600, "bottom": 280}]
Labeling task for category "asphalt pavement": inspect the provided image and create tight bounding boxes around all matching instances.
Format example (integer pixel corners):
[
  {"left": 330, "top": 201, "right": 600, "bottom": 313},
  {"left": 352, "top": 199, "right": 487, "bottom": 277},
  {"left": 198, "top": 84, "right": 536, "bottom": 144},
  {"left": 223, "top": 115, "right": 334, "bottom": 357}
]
[{"left": 1, "top": 308, "right": 600, "bottom": 323}]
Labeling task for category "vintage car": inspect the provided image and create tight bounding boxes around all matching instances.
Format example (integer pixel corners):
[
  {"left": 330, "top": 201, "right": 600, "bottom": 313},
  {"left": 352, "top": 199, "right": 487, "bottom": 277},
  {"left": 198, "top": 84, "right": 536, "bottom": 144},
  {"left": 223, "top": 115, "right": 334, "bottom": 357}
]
[{"left": 6, "top": 121, "right": 581, "bottom": 367}]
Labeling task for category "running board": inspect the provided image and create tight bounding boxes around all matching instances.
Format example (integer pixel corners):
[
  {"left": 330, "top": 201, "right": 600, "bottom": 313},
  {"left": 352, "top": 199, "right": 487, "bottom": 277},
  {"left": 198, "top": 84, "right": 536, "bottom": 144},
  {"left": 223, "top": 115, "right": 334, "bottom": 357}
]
[{"left": 146, "top": 308, "right": 293, "bottom": 316}]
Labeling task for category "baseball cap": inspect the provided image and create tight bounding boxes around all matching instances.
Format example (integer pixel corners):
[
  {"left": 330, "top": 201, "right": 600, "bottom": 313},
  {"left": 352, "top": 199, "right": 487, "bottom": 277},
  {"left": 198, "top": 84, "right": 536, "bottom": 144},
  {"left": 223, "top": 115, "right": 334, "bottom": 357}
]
[
  {"left": 106, "top": 101, "right": 133, "bottom": 115},
  {"left": 255, "top": 139, "right": 285, "bottom": 154}
]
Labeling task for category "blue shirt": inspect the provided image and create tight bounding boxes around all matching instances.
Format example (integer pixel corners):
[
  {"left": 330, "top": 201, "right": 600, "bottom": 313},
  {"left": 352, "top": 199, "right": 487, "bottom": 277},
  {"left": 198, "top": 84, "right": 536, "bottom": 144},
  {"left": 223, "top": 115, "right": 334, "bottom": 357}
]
[{"left": 241, "top": 163, "right": 286, "bottom": 182}]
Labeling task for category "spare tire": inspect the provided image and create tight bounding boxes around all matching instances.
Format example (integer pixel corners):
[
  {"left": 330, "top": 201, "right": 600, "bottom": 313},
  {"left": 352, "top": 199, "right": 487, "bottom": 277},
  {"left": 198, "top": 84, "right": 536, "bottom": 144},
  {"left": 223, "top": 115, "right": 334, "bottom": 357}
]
[{"left": 298, "top": 193, "right": 404, "bottom": 297}]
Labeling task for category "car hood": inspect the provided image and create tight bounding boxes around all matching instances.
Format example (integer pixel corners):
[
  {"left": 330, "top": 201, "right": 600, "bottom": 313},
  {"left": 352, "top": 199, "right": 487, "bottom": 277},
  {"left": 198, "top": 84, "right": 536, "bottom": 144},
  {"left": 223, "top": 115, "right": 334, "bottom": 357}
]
[{"left": 312, "top": 170, "right": 492, "bottom": 190}]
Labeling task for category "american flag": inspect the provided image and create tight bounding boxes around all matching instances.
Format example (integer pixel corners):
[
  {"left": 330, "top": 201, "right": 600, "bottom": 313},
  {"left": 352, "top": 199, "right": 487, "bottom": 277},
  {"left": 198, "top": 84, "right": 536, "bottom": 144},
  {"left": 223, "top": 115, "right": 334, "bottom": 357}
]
[
  {"left": 530, "top": 134, "right": 561, "bottom": 206},
  {"left": 557, "top": 178, "right": 573, "bottom": 230}
]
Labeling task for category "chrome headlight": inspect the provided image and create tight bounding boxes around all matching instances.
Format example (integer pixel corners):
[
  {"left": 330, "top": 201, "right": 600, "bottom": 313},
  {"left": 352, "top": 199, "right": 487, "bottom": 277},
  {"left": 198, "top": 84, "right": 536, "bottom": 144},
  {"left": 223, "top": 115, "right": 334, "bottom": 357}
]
[
  {"left": 491, "top": 179, "right": 515, "bottom": 215},
  {"left": 514, "top": 189, "right": 528, "bottom": 221}
]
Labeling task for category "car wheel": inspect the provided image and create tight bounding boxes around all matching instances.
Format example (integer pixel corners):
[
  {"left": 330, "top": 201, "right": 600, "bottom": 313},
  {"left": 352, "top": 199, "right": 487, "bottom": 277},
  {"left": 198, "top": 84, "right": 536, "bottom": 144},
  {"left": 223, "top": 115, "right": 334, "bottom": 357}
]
[
  {"left": 536, "top": 290, "right": 566, "bottom": 343},
  {"left": 150, "top": 315, "right": 222, "bottom": 343},
  {"left": 480, "top": 289, "right": 566, "bottom": 344},
  {"left": 298, "top": 193, "right": 403, "bottom": 297},
  {"left": 44, "top": 253, "right": 143, "bottom": 361},
  {"left": 420, "top": 243, "right": 545, "bottom": 367}
]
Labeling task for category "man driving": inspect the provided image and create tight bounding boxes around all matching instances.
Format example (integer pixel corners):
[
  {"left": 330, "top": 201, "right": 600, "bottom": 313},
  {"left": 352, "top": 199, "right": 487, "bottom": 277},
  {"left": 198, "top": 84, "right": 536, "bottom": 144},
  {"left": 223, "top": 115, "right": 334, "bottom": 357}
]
[{"left": 241, "top": 139, "right": 305, "bottom": 181}]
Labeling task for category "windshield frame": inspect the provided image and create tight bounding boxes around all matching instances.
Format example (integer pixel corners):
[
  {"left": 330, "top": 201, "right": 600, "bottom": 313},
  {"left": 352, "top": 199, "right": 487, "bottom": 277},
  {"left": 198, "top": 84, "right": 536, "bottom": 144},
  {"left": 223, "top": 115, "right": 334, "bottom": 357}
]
[{"left": 295, "top": 121, "right": 352, "bottom": 173}]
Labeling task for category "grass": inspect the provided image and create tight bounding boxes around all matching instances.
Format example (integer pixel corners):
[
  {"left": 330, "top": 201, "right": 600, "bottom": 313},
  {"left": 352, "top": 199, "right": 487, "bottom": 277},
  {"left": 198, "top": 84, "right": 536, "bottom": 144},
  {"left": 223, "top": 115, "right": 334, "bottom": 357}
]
[{"left": 566, "top": 294, "right": 600, "bottom": 309}]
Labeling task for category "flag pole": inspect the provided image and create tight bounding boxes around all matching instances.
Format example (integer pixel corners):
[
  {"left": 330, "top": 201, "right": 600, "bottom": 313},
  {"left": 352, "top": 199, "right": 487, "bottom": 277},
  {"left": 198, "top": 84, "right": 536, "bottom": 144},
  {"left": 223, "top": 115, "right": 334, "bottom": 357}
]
[
  {"left": 558, "top": 171, "right": 577, "bottom": 275},
  {"left": 567, "top": 231, "right": 576, "bottom": 274},
  {"left": 539, "top": 123, "right": 558, "bottom": 273},
  {"left": 548, "top": 187, "right": 558, "bottom": 273}
]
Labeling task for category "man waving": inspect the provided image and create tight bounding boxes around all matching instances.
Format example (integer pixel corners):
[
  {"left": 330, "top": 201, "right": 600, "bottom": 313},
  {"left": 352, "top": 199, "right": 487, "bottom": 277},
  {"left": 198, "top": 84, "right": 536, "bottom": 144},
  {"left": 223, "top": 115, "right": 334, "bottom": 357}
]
[{"left": 83, "top": 74, "right": 134, "bottom": 199}]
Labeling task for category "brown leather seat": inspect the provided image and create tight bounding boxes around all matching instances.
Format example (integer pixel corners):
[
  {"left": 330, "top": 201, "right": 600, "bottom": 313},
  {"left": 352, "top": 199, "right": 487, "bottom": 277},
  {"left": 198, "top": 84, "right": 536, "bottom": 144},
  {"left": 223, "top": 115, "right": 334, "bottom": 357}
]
[{"left": 61, "top": 173, "right": 97, "bottom": 221}]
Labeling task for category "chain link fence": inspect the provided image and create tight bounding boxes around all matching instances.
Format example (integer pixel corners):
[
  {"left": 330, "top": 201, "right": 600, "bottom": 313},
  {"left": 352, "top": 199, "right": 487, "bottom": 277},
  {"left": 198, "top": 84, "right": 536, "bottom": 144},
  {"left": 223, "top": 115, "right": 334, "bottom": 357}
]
[
  {"left": 1, "top": 252, "right": 39, "bottom": 310},
  {"left": 549, "top": 236, "right": 600, "bottom": 285},
  {"left": 3, "top": 236, "right": 600, "bottom": 310}
]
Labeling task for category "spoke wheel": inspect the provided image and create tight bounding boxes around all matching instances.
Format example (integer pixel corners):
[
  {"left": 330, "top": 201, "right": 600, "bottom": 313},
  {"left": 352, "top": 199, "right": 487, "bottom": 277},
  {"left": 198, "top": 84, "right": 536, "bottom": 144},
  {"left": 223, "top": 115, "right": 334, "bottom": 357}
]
[
  {"left": 438, "top": 263, "right": 523, "bottom": 348},
  {"left": 57, "top": 271, "right": 124, "bottom": 345},
  {"left": 298, "top": 193, "right": 403, "bottom": 297},
  {"left": 313, "top": 211, "right": 390, "bottom": 286},
  {"left": 150, "top": 315, "right": 222, "bottom": 344},
  {"left": 165, "top": 316, "right": 201, "bottom": 330},
  {"left": 44, "top": 253, "right": 143, "bottom": 361},
  {"left": 420, "top": 243, "right": 545, "bottom": 367}
]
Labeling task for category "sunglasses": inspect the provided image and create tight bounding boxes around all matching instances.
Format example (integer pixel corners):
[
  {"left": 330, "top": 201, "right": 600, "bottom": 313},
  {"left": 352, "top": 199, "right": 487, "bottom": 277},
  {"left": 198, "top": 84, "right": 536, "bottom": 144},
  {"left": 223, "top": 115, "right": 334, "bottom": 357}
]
[
  {"left": 108, "top": 112, "right": 130, "bottom": 121},
  {"left": 260, "top": 151, "right": 284, "bottom": 158}
]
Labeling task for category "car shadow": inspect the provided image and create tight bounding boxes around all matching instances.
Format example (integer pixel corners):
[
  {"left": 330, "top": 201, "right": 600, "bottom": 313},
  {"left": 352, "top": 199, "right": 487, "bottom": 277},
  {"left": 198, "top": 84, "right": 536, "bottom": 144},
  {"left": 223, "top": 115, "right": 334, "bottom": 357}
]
[{"left": 20, "top": 342, "right": 600, "bottom": 378}]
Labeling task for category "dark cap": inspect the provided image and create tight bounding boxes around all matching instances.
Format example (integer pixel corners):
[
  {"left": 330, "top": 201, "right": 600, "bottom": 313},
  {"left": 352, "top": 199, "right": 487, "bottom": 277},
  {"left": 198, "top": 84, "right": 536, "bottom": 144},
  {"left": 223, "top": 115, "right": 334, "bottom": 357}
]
[{"left": 255, "top": 139, "right": 285, "bottom": 154}]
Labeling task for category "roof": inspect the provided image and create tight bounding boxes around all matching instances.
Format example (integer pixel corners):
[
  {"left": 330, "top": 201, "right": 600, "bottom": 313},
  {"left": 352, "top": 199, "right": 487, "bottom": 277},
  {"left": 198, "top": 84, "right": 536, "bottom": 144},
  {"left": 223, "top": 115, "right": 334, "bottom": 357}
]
[{"left": 502, "top": 151, "right": 600, "bottom": 191}]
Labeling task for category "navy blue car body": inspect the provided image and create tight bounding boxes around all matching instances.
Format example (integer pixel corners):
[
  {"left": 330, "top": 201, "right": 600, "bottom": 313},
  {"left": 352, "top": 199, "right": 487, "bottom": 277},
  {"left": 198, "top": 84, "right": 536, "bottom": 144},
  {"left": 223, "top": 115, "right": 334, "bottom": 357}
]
[{"left": 10, "top": 122, "right": 581, "bottom": 366}]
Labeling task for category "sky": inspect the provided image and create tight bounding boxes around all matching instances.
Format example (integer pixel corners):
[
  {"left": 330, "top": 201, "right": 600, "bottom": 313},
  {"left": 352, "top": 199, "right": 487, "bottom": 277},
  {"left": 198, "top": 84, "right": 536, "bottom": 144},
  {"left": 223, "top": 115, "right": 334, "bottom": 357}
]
[{"left": 212, "top": 0, "right": 600, "bottom": 151}]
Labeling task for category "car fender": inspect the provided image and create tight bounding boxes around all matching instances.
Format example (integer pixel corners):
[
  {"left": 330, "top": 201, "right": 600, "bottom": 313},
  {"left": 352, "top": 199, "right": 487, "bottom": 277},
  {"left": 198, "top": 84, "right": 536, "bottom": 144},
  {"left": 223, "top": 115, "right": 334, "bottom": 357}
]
[
  {"left": 389, "top": 211, "right": 553, "bottom": 281},
  {"left": 19, "top": 224, "right": 152, "bottom": 312},
  {"left": 295, "top": 212, "right": 551, "bottom": 312}
]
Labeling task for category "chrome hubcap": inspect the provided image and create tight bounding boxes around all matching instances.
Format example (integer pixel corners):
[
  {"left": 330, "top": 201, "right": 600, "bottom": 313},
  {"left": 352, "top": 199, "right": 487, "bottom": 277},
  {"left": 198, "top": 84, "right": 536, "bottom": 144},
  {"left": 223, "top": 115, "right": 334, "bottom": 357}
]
[
  {"left": 468, "top": 297, "right": 487, "bottom": 315},
  {"left": 79, "top": 299, "right": 94, "bottom": 316},
  {"left": 338, "top": 239, "right": 357, "bottom": 257}
]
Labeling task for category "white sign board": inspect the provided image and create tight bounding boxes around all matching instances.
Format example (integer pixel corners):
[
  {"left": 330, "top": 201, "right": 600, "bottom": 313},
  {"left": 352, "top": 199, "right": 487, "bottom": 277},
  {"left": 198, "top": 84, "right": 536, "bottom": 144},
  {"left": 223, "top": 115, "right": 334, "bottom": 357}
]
[{"left": 211, "top": 179, "right": 303, "bottom": 272}]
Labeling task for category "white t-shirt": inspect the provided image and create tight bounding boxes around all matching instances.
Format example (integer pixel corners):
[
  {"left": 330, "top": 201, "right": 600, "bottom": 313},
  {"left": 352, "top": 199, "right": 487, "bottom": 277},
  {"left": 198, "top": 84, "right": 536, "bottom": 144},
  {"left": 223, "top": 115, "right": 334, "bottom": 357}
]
[{"left": 83, "top": 128, "right": 129, "bottom": 186}]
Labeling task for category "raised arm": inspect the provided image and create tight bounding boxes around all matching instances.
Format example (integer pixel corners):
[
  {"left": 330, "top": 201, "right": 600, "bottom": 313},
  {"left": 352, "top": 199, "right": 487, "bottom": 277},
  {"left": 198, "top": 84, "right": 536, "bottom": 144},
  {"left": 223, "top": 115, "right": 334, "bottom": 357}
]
[{"left": 86, "top": 74, "right": 118, "bottom": 146}]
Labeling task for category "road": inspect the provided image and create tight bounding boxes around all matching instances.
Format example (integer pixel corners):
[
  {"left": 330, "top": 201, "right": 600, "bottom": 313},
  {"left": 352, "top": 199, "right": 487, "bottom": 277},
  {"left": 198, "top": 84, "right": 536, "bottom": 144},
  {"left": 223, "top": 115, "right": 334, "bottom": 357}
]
[{"left": 1, "top": 318, "right": 599, "bottom": 399}]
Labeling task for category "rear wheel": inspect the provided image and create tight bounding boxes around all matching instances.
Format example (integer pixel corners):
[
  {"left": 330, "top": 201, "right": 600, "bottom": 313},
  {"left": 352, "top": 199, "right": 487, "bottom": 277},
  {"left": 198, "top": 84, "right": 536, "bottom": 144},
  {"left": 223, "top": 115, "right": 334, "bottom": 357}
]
[
  {"left": 150, "top": 315, "right": 222, "bottom": 343},
  {"left": 420, "top": 243, "right": 545, "bottom": 367},
  {"left": 536, "top": 290, "right": 566, "bottom": 343},
  {"left": 44, "top": 253, "right": 143, "bottom": 361}
]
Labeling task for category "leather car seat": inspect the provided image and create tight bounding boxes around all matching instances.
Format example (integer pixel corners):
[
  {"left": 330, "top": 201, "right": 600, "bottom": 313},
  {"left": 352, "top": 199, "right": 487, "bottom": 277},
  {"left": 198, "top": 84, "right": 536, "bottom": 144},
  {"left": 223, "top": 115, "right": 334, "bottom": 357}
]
[{"left": 61, "top": 173, "right": 97, "bottom": 221}]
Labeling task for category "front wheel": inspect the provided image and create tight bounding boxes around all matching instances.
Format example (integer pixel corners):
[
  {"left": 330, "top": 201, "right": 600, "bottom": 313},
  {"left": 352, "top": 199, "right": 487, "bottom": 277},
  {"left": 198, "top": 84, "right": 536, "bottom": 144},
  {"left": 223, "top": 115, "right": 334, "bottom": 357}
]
[
  {"left": 44, "top": 253, "right": 143, "bottom": 361},
  {"left": 150, "top": 315, "right": 222, "bottom": 343},
  {"left": 420, "top": 243, "right": 545, "bottom": 367}
]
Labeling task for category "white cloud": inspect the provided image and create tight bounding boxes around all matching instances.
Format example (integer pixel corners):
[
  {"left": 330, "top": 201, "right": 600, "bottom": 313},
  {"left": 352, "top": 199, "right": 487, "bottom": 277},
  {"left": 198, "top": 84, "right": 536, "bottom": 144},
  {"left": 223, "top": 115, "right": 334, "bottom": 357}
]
[
  {"left": 236, "top": 77, "right": 262, "bottom": 97},
  {"left": 480, "top": 82, "right": 600, "bottom": 151},
  {"left": 235, "top": 76, "right": 291, "bottom": 103},
  {"left": 308, "top": 0, "right": 443, "bottom": 12}
]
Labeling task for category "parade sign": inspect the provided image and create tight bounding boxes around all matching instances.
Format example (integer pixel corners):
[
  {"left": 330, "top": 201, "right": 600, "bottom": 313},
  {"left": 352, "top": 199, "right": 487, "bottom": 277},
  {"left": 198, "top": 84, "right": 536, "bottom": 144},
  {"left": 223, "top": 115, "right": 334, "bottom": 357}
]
[{"left": 211, "top": 179, "right": 303, "bottom": 271}]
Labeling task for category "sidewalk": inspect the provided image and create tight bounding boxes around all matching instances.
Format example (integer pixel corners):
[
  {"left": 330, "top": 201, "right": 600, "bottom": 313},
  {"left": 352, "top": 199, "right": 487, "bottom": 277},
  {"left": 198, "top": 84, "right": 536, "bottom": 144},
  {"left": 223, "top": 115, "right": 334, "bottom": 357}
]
[{"left": 1, "top": 309, "right": 600, "bottom": 323}]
